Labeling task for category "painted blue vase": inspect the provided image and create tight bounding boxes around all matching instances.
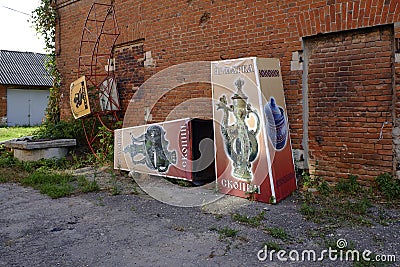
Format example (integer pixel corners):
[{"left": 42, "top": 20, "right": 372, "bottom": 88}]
[{"left": 264, "top": 97, "right": 287, "bottom": 150}]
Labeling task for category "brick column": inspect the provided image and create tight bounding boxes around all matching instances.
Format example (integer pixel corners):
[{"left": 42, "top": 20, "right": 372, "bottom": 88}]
[
  {"left": 393, "top": 23, "right": 400, "bottom": 178},
  {"left": 0, "top": 85, "right": 6, "bottom": 125}
]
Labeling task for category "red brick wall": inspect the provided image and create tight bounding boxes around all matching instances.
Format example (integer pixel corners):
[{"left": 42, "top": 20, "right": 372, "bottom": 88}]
[
  {"left": 114, "top": 42, "right": 145, "bottom": 113},
  {"left": 54, "top": 0, "right": 400, "bottom": 180},
  {"left": 306, "top": 25, "right": 394, "bottom": 184},
  {"left": 393, "top": 23, "right": 400, "bottom": 177},
  {"left": 0, "top": 85, "right": 6, "bottom": 124},
  {"left": 148, "top": 83, "right": 212, "bottom": 123}
]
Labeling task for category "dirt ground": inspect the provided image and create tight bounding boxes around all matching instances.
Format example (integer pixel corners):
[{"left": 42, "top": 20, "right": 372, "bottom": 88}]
[{"left": 0, "top": 169, "right": 399, "bottom": 267}]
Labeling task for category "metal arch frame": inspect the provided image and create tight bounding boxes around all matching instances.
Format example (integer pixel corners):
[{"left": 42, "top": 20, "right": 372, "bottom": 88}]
[{"left": 77, "top": 2, "right": 121, "bottom": 158}]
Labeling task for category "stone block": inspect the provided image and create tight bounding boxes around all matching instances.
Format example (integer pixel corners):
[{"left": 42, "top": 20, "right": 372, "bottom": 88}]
[
  {"left": 4, "top": 138, "right": 76, "bottom": 161},
  {"left": 14, "top": 147, "right": 69, "bottom": 161}
]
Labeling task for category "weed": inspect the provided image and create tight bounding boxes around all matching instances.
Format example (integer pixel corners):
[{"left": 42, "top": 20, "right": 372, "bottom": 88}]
[
  {"left": 21, "top": 170, "right": 75, "bottom": 198},
  {"left": 39, "top": 183, "right": 74, "bottom": 198},
  {"left": 22, "top": 170, "right": 72, "bottom": 186},
  {"left": 347, "top": 197, "right": 372, "bottom": 215},
  {"left": 317, "top": 180, "right": 331, "bottom": 196},
  {"left": 231, "top": 211, "right": 265, "bottom": 227},
  {"left": 209, "top": 226, "right": 239, "bottom": 240},
  {"left": 245, "top": 185, "right": 260, "bottom": 201},
  {"left": 374, "top": 173, "right": 400, "bottom": 200},
  {"left": 33, "top": 119, "right": 85, "bottom": 144},
  {"left": 96, "top": 196, "right": 105, "bottom": 206},
  {"left": 78, "top": 176, "right": 100, "bottom": 193},
  {"left": 70, "top": 152, "right": 87, "bottom": 169},
  {"left": 300, "top": 168, "right": 331, "bottom": 196},
  {"left": 109, "top": 170, "right": 122, "bottom": 195},
  {"left": 131, "top": 185, "right": 139, "bottom": 195},
  {"left": 335, "top": 175, "right": 361, "bottom": 194},
  {"left": 305, "top": 226, "right": 336, "bottom": 239},
  {"left": 0, "top": 149, "right": 18, "bottom": 168},
  {"left": 299, "top": 202, "right": 316, "bottom": 219},
  {"left": 262, "top": 241, "right": 281, "bottom": 251},
  {"left": 95, "top": 125, "right": 115, "bottom": 165},
  {"left": 217, "top": 227, "right": 239, "bottom": 240},
  {"left": 214, "top": 214, "right": 224, "bottom": 221},
  {"left": 264, "top": 227, "right": 289, "bottom": 241},
  {"left": 21, "top": 158, "right": 69, "bottom": 173},
  {"left": 111, "top": 184, "right": 122, "bottom": 196},
  {"left": 0, "top": 167, "right": 29, "bottom": 184},
  {"left": 269, "top": 195, "right": 276, "bottom": 204},
  {"left": 298, "top": 192, "right": 375, "bottom": 227},
  {"left": 301, "top": 170, "right": 312, "bottom": 187},
  {"left": 209, "top": 226, "right": 218, "bottom": 231}
]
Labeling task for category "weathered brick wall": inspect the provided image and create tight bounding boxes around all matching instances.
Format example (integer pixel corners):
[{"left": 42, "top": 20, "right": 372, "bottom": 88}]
[
  {"left": 114, "top": 42, "right": 145, "bottom": 113},
  {"left": 54, "top": 0, "right": 400, "bottom": 181},
  {"left": 149, "top": 83, "right": 212, "bottom": 123},
  {"left": 393, "top": 23, "right": 400, "bottom": 178},
  {"left": 305, "top": 25, "right": 394, "bottom": 184},
  {"left": 0, "top": 85, "right": 6, "bottom": 125}
]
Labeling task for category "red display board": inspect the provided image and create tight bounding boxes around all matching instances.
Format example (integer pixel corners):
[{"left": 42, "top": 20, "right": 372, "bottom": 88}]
[
  {"left": 114, "top": 118, "right": 215, "bottom": 184},
  {"left": 211, "top": 57, "right": 297, "bottom": 203}
]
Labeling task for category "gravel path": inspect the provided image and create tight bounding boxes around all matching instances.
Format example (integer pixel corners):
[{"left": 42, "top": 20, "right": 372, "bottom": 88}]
[{"left": 0, "top": 181, "right": 399, "bottom": 267}]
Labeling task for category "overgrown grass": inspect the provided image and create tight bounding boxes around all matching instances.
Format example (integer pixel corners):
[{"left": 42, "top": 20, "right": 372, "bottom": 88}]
[
  {"left": 33, "top": 119, "right": 85, "bottom": 142},
  {"left": 21, "top": 170, "right": 99, "bottom": 198},
  {"left": 375, "top": 173, "right": 400, "bottom": 201},
  {"left": 0, "top": 146, "right": 100, "bottom": 198},
  {"left": 0, "top": 126, "right": 39, "bottom": 142},
  {"left": 77, "top": 176, "right": 100, "bottom": 193},
  {"left": 298, "top": 172, "right": 400, "bottom": 227},
  {"left": 22, "top": 170, "right": 75, "bottom": 198},
  {"left": 0, "top": 118, "right": 118, "bottom": 198}
]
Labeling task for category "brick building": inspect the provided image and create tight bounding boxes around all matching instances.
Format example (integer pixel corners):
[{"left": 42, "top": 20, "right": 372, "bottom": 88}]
[
  {"left": 0, "top": 50, "right": 52, "bottom": 126},
  {"left": 53, "top": 0, "right": 400, "bottom": 184}
]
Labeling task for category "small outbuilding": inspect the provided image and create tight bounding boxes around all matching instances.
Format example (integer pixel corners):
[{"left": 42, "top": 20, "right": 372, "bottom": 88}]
[{"left": 0, "top": 50, "right": 53, "bottom": 126}]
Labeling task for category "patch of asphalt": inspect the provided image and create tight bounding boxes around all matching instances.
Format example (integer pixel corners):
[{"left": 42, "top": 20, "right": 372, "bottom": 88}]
[{"left": 0, "top": 180, "right": 399, "bottom": 267}]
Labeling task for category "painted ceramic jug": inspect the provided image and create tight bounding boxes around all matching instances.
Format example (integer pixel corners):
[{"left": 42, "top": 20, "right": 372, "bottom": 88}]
[
  {"left": 264, "top": 97, "right": 287, "bottom": 150},
  {"left": 217, "top": 78, "right": 260, "bottom": 180}
]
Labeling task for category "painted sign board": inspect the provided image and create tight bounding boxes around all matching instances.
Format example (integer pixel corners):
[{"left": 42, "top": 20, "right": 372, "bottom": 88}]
[
  {"left": 211, "top": 57, "right": 296, "bottom": 203},
  {"left": 114, "top": 118, "right": 215, "bottom": 184},
  {"left": 70, "top": 76, "right": 91, "bottom": 119}
]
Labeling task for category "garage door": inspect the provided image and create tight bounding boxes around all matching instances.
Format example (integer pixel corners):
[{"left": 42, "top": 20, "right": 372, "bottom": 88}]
[{"left": 7, "top": 89, "right": 50, "bottom": 126}]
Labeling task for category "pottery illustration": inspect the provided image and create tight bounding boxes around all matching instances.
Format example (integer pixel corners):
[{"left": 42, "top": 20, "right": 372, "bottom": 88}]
[
  {"left": 123, "top": 125, "right": 176, "bottom": 172},
  {"left": 216, "top": 78, "right": 260, "bottom": 180},
  {"left": 264, "top": 97, "right": 287, "bottom": 150}
]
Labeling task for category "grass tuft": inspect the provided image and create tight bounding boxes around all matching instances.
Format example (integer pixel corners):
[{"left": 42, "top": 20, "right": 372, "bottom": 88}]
[
  {"left": 231, "top": 211, "right": 265, "bottom": 227},
  {"left": 0, "top": 126, "right": 39, "bottom": 142},
  {"left": 77, "top": 176, "right": 100, "bottom": 193},
  {"left": 22, "top": 170, "right": 76, "bottom": 198}
]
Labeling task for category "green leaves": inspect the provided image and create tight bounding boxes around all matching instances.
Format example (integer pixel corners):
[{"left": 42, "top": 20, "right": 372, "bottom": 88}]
[
  {"left": 31, "top": 0, "right": 56, "bottom": 53},
  {"left": 31, "top": 0, "right": 60, "bottom": 124}
]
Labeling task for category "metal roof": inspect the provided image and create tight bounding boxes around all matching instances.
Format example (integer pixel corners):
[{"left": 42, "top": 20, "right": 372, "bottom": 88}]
[{"left": 0, "top": 50, "right": 53, "bottom": 87}]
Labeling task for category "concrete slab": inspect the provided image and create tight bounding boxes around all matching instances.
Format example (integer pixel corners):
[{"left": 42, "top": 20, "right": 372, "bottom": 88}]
[{"left": 3, "top": 138, "right": 76, "bottom": 161}]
